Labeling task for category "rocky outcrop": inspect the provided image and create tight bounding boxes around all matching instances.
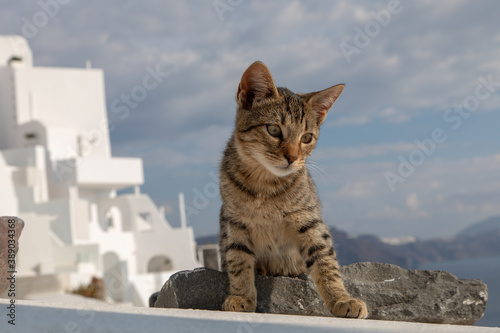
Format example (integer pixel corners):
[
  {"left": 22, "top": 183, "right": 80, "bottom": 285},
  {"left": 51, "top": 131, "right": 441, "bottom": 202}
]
[
  {"left": 341, "top": 262, "right": 487, "bottom": 325},
  {"left": 154, "top": 262, "right": 488, "bottom": 325},
  {"left": 0, "top": 216, "right": 25, "bottom": 294}
]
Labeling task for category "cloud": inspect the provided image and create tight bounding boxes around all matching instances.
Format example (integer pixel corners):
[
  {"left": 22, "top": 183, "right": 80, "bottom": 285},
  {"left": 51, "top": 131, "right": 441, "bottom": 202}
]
[
  {"left": 328, "top": 115, "right": 371, "bottom": 127},
  {"left": 113, "top": 124, "right": 232, "bottom": 170},
  {"left": 321, "top": 153, "right": 500, "bottom": 238},
  {"left": 377, "top": 107, "right": 411, "bottom": 124},
  {"left": 406, "top": 193, "right": 428, "bottom": 217},
  {"left": 313, "top": 142, "right": 416, "bottom": 160},
  {"left": 337, "top": 181, "right": 376, "bottom": 198}
]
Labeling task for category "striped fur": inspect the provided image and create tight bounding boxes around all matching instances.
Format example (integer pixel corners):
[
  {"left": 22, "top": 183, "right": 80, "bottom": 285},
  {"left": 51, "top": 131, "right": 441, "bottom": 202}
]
[{"left": 219, "top": 62, "right": 367, "bottom": 318}]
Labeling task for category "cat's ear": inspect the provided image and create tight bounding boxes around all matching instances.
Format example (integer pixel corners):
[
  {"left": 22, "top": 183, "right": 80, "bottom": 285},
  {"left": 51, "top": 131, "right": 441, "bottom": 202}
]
[
  {"left": 305, "top": 84, "right": 344, "bottom": 125},
  {"left": 237, "top": 61, "right": 279, "bottom": 110}
]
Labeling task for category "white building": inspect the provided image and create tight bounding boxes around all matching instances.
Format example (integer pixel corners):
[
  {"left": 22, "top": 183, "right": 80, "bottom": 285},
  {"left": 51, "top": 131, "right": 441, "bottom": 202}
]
[{"left": 0, "top": 35, "right": 200, "bottom": 306}]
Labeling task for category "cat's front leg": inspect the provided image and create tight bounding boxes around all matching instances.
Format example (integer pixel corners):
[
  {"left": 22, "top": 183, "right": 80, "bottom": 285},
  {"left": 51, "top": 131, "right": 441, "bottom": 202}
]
[
  {"left": 296, "top": 219, "right": 368, "bottom": 319},
  {"left": 222, "top": 248, "right": 257, "bottom": 312},
  {"left": 220, "top": 214, "right": 257, "bottom": 312}
]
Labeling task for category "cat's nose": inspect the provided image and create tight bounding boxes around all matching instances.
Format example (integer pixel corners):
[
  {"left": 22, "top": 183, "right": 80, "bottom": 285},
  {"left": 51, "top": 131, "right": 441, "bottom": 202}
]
[{"left": 285, "top": 154, "right": 298, "bottom": 165}]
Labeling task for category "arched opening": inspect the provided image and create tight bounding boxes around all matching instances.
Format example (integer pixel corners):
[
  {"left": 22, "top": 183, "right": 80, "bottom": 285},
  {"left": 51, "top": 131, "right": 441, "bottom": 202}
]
[
  {"left": 103, "top": 252, "right": 123, "bottom": 302},
  {"left": 147, "top": 255, "right": 174, "bottom": 273},
  {"left": 102, "top": 206, "right": 122, "bottom": 232}
]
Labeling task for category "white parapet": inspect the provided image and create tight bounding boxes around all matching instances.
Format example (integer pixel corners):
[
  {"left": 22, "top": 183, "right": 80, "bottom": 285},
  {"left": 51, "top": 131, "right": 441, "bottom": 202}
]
[
  {"left": 54, "top": 157, "right": 144, "bottom": 189},
  {"left": 1, "top": 299, "right": 498, "bottom": 333},
  {"left": 75, "top": 157, "right": 144, "bottom": 189}
]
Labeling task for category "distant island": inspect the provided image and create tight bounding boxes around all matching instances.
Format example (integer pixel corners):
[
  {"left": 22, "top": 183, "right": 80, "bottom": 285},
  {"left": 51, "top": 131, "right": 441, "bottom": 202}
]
[{"left": 196, "top": 216, "right": 500, "bottom": 269}]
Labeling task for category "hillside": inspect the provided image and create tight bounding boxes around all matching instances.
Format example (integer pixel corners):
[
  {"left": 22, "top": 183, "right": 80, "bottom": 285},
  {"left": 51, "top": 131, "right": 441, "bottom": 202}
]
[
  {"left": 457, "top": 216, "right": 500, "bottom": 238},
  {"left": 196, "top": 216, "right": 500, "bottom": 269}
]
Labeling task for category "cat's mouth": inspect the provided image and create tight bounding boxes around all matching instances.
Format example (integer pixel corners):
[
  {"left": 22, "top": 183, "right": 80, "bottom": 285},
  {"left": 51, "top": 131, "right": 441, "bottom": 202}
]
[
  {"left": 277, "top": 165, "right": 292, "bottom": 171},
  {"left": 252, "top": 152, "right": 298, "bottom": 177},
  {"left": 266, "top": 165, "right": 294, "bottom": 177},
  {"left": 265, "top": 161, "right": 298, "bottom": 177}
]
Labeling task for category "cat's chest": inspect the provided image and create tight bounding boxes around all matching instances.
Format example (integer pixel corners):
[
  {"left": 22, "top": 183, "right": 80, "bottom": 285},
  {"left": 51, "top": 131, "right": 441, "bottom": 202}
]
[
  {"left": 245, "top": 217, "right": 294, "bottom": 251},
  {"left": 226, "top": 192, "right": 285, "bottom": 219}
]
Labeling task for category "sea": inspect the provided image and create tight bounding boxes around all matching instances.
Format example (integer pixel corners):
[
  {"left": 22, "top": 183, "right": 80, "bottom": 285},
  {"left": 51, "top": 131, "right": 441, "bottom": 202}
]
[{"left": 419, "top": 255, "right": 500, "bottom": 328}]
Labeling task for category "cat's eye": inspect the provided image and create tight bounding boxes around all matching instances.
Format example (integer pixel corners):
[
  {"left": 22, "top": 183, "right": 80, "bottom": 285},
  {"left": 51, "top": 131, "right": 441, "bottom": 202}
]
[
  {"left": 267, "top": 124, "right": 282, "bottom": 137},
  {"left": 301, "top": 133, "right": 313, "bottom": 144}
]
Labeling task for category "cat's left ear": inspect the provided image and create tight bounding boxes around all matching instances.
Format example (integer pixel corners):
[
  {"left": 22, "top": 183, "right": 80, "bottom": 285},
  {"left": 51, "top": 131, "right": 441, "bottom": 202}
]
[{"left": 305, "top": 84, "right": 345, "bottom": 125}]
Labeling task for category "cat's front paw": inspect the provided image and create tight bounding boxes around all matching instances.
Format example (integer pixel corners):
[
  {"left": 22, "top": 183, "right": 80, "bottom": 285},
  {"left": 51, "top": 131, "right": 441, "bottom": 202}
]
[
  {"left": 330, "top": 298, "right": 368, "bottom": 319},
  {"left": 222, "top": 295, "right": 256, "bottom": 312}
]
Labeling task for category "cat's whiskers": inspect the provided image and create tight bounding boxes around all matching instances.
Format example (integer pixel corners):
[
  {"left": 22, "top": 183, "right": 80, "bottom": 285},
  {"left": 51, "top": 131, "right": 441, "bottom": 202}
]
[
  {"left": 306, "top": 160, "right": 337, "bottom": 182},
  {"left": 306, "top": 164, "right": 323, "bottom": 179},
  {"left": 306, "top": 160, "right": 328, "bottom": 177}
]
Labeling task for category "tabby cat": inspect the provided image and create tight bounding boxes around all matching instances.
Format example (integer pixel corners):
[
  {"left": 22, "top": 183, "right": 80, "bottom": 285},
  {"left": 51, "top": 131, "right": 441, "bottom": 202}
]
[{"left": 219, "top": 61, "right": 367, "bottom": 318}]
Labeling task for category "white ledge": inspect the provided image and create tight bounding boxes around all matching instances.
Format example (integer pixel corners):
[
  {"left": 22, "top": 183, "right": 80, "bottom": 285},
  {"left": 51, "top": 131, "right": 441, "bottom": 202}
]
[{"left": 1, "top": 299, "right": 498, "bottom": 333}]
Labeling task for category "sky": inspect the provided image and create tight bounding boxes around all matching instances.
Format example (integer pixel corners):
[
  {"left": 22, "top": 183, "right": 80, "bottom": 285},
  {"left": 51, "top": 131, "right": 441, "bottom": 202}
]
[{"left": 2, "top": 0, "right": 500, "bottom": 240}]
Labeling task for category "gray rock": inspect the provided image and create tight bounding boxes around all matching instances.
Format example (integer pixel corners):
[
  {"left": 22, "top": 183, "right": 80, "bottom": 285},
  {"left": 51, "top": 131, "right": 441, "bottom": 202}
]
[
  {"left": 341, "top": 262, "right": 487, "bottom": 325},
  {"left": 154, "top": 262, "right": 487, "bottom": 325},
  {"left": 149, "top": 291, "right": 159, "bottom": 307},
  {"left": 0, "top": 216, "right": 25, "bottom": 294}
]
